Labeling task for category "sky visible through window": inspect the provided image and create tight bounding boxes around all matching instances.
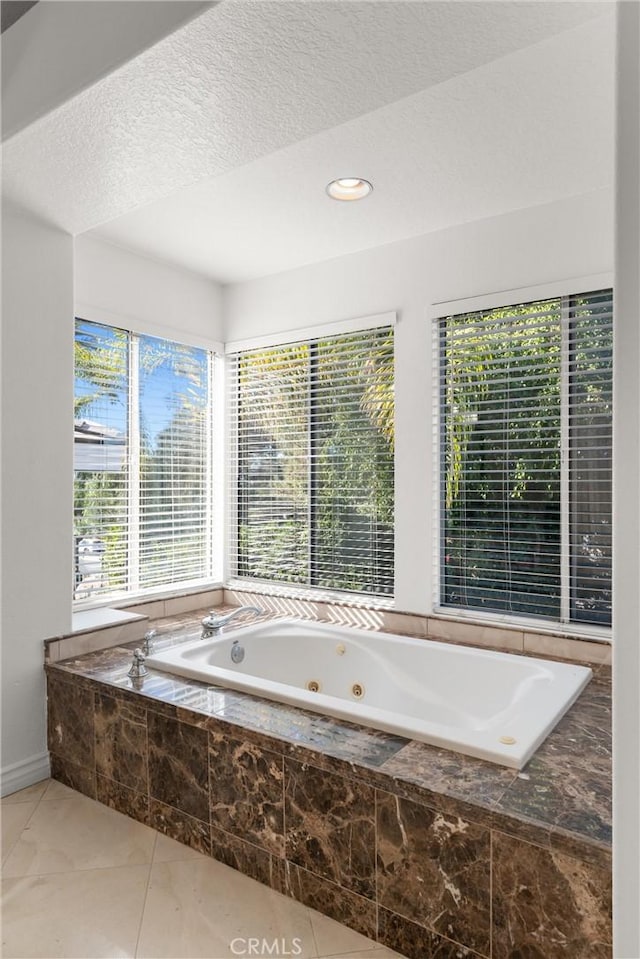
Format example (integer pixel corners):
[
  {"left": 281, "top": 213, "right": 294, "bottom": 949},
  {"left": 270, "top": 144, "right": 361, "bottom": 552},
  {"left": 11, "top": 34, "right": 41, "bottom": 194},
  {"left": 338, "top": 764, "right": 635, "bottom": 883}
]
[
  {"left": 74, "top": 320, "right": 208, "bottom": 445},
  {"left": 74, "top": 319, "right": 212, "bottom": 600}
]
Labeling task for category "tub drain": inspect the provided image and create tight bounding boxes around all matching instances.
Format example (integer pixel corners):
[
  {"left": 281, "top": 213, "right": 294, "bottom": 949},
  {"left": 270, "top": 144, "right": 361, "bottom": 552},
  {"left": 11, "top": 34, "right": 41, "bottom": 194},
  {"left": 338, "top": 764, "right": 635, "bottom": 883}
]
[
  {"left": 307, "top": 680, "right": 321, "bottom": 693},
  {"left": 351, "top": 683, "right": 364, "bottom": 698}
]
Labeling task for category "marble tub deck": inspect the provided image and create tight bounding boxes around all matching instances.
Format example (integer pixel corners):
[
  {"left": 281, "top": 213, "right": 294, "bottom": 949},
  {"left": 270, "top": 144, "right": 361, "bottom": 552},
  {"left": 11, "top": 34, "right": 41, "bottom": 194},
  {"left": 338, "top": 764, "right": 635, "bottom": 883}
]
[{"left": 45, "top": 614, "right": 612, "bottom": 959}]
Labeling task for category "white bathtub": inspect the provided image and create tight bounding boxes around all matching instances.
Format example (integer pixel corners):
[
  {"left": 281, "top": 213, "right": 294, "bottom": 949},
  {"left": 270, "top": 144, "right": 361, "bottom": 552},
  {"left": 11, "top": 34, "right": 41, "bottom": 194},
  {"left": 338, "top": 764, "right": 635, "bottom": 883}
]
[{"left": 145, "top": 618, "right": 592, "bottom": 768}]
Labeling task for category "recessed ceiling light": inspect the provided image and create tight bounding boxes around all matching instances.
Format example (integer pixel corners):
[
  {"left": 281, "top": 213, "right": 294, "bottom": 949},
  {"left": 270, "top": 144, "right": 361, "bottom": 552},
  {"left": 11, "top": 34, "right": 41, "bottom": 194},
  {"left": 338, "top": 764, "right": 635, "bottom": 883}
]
[{"left": 326, "top": 177, "right": 373, "bottom": 201}]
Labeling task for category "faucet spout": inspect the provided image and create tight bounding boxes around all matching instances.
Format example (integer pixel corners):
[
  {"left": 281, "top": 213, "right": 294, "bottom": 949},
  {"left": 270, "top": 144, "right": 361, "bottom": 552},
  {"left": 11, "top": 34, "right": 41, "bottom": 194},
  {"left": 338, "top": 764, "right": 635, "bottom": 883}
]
[{"left": 201, "top": 605, "right": 262, "bottom": 639}]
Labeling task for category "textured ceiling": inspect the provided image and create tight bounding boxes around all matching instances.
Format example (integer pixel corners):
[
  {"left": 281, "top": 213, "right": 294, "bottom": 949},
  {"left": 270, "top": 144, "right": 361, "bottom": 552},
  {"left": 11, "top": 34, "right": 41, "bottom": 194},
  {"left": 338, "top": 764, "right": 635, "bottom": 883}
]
[
  {"left": 1, "top": 1, "right": 614, "bottom": 282},
  {"left": 92, "top": 15, "right": 615, "bottom": 283},
  {"left": 1, "top": 2, "right": 211, "bottom": 140}
]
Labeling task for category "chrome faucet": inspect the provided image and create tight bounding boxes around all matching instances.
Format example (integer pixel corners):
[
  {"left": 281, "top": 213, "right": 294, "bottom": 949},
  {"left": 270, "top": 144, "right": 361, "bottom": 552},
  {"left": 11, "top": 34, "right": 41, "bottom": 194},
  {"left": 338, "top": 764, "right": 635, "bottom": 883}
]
[
  {"left": 201, "top": 605, "right": 262, "bottom": 639},
  {"left": 127, "top": 648, "right": 148, "bottom": 679}
]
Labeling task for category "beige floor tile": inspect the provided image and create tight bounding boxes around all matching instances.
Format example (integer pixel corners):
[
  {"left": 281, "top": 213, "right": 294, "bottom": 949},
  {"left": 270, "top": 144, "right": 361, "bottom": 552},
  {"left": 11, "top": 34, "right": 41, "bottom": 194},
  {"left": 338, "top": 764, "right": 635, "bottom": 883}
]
[
  {"left": 309, "top": 911, "right": 378, "bottom": 957},
  {"left": 41, "top": 779, "right": 79, "bottom": 801},
  {"left": 1, "top": 864, "right": 149, "bottom": 958},
  {"left": 137, "top": 857, "right": 319, "bottom": 959},
  {"left": 153, "top": 831, "right": 205, "bottom": 863},
  {"left": 1, "top": 780, "right": 49, "bottom": 805},
  {"left": 1, "top": 803, "right": 38, "bottom": 866},
  {"left": 2, "top": 795, "right": 156, "bottom": 878}
]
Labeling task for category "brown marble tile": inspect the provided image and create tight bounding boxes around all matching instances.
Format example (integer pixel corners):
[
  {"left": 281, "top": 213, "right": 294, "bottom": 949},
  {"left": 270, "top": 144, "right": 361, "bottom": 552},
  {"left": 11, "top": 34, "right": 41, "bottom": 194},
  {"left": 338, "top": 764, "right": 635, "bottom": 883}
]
[
  {"left": 49, "top": 753, "right": 96, "bottom": 800},
  {"left": 378, "top": 907, "right": 483, "bottom": 958},
  {"left": 53, "top": 646, "right": 135, "bottom": 680},
  {"left": 94, "top": 693, "right": 148, "bottom": 792},
  {"left": 284, "top": 758, "right": 376, "bottom": 899},
  {"left": 377, "top": 790, "right": 491, "bottom": 956},
  {"left": 96, "top": 774, "right": 149, "bottom": 825},
  {"left": 276, "top": 860, "right": 377, "bottom": 941},
  {"left": 580, "top": 673, "right": 612, "bottom": 711},
  {"left": 593, "top": 665, "right": 611, "bottom": 689},
  {"left": 549, "top": 827, "right": 612, "bottom": 871},
  {"left": 209, "top": 822, "right": 278, "bottom": 888},
  {"left": 148, "top": 711, "right": 209, "bottom": 823},
  {"left": 492, "top": 831, "right": 612, "bottom": 959},
  {"left": 495, "top": 682, "right": 611, "bottom": 848},
  {"left": 205, "top": 711, "right": 395, "bottom": 795},
  {"left": 107, "top": 670, "right": 226, "bottom": 720},
  {"left": 47, "top": 674, "right": 95, "bottom": 770},
  {"left": 556, "top": 697, "right": 612, "bottom": 758},
  {"left": 358, "top": 768, "right": 501, "bottom": 841},
  {"left": 209, "top": 688, "right": 409, "bottom": 767},
  {"left": 496, "top": 747, "right": 611, "bottom": 846},
  {"left": 209, "top": 732, "right": 284, "bottom": 856},
  {"left": 485, "top": 808, "right": 555, "bottom": 851},
  {"left": 51, "top": 651, "right": 225, "bottom": 722},
  {"left": 149, "top": 798, "right": 211, "bottom": 856},
  {"left": 379, "top": 740, "right": 517, "bottom": 806}
]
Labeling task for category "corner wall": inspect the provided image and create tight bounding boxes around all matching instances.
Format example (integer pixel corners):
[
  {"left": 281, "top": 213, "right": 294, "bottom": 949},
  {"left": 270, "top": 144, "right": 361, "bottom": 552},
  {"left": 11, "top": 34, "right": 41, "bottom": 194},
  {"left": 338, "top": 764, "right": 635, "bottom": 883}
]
[
  {"left": 74, "top": 235, "right": 224, "bottom": 345},
  {"left": 1, "top": 205, "right": 74, "bottom": 791},
  {"left": 223, "top": 189, "right": 613, "bottom": 614},
  {"left": 0, "top": 228, "right": 224, "bottom": 795}
]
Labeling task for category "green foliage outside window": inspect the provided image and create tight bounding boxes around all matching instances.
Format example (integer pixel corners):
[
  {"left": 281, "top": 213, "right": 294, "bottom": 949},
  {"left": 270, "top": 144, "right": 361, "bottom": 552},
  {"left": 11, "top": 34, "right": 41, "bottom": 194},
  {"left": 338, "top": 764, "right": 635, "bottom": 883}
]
[{"left": 236, "top": 328, "right": 394, "bottom": 595}]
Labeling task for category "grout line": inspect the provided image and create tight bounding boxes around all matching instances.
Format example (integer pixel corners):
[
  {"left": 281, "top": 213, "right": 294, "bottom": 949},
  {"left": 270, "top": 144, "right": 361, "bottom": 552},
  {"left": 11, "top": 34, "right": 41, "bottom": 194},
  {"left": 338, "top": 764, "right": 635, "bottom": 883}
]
[
  {"left": 40, "top": 787, "right": 81, "bottom": 802},
  {"left": 374, "top": 788, "right": 379, "bottom": 944},
  {"left": 1, "top": 795, "right": 44, "bottom": 869},
  {"left": 2, "top": 860, "right": 156, "bottom": 880},
  {"left": 281, "top": 753, "right": 287, "bottom": 866},
  {"left": 489, "top": 830, "right": 493, "bottom": 959},
  {"left": 307, "top": 905, "right": 323, "bottom": 959},
  {"left": 133, "top": 834, "right": 157, "bottom": 959}
]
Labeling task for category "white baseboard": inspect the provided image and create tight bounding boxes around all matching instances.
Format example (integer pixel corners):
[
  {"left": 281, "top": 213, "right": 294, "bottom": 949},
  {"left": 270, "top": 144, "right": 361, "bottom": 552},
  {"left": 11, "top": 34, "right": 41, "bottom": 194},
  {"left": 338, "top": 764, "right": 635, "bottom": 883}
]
[{"left": 1, "top": 752, "right": 50, "bottom": 797}]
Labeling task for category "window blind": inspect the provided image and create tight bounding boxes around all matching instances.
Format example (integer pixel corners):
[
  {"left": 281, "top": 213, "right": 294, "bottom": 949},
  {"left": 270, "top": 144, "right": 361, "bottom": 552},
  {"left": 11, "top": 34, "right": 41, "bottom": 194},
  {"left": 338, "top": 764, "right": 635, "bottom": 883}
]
[
  {"left": 436, "top": 289, "right": 612, "bottom": 628},
  {"left": 227, "top": 326, "right": 394, "bottom": 596},
  {"left": 74, "top": 319, "right": 215, "bottom": 602}
]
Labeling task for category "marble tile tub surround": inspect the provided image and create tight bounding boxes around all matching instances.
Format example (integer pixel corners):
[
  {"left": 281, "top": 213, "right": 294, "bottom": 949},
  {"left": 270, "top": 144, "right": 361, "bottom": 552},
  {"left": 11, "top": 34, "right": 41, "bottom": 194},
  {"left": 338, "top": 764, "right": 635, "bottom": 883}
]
[
  {"left": 45, "top": 641, "right": 612, "bottom": 959},
  {"left": 48, "top": 579, "right": 610, "bottom": 665}
]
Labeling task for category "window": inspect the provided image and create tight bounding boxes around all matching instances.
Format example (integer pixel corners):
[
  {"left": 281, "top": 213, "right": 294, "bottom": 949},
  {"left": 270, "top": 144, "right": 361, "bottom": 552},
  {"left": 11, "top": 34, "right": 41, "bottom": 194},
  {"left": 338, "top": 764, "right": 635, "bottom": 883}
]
[
  {"left": 228, "top": 325, "right": 394, "bottom": 596},
  {"left": 74, "top": 319, "right": 215, "bottom": 602},
  {"left": 437, "top": 289, "right": 612, "bottom": 628}
]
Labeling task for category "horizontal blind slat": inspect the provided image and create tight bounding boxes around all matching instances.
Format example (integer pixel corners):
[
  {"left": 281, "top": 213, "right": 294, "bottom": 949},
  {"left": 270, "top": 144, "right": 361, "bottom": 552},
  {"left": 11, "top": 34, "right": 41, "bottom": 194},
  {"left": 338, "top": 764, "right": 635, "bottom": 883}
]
[
  {"left": 229, "top": 326, "right": 394, "bottom": 597},
  {"left": 436, "top": 289, "right": 612, "bottom": 629},
  {"left": 74, "top": 318, "right": 215, "bottom": 603}
]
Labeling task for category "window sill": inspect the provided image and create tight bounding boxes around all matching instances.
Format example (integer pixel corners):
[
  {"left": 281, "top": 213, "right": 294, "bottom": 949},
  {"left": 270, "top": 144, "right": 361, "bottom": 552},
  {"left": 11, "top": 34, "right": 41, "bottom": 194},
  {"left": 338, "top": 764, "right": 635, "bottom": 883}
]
[
  {"left": 225, "top": 578, "right": 395, "bottom": 611},
  {"left": 71, "top": 607, "right": 146, "bottom": 635},
  {"left": 431, "top": 606, "right": 612, "bottom": 645},
  {"left": 72, "top": 581, "right": 224, "bottom": 614}
]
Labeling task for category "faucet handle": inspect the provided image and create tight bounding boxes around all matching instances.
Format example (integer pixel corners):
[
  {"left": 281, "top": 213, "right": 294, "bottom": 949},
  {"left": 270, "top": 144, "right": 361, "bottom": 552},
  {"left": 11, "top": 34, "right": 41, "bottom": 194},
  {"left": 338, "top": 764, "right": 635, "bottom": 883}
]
[{"left": 142, "top": 629, "right": 157, "bottom": 654}]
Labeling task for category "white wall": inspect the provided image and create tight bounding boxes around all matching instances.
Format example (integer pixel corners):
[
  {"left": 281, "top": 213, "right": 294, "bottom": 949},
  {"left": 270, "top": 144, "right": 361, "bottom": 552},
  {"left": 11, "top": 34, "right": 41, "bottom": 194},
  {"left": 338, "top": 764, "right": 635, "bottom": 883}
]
[
  {"left": 75, "top": 235, "right": 223, "bottom": 346},
  {"left": 613, "top": 3, "right": 640, "bottom": 955},
  {"left": 1, "top": 205, "right": 74, "bottom": 792},
  {"left": 224, "top": 189, "right": 614, "bottom": 614},
  {"left": 0, "top": 229, "right": 222, "bottom": 795}
]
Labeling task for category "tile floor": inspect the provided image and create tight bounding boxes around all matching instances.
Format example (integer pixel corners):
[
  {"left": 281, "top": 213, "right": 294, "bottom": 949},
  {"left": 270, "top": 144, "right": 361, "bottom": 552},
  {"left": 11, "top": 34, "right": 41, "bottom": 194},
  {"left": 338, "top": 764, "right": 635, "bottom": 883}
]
[{"left": 1, "top": 780, "right": 403, "bottom": 959}]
